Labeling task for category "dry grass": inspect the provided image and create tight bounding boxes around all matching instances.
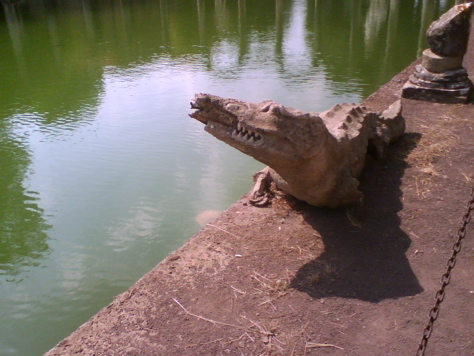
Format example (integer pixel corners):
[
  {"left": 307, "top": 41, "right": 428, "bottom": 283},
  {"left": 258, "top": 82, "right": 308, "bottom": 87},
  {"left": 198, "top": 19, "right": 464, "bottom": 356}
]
[
  {"left": 300, "top": 260, "right": 338, "bottom": 288},
  {"left": 173, "top": 297, "right": 287, "bottom": 355},
  {"left": 251, "top": 271, "right": 292, "bottom": 299},
  {"left": 305, "top": 342, "right": 344, "bottom": 351},
  {"left": 406, "top": 120, "right": 459, "bottom": 167},
  {"left": 394, "top": 116, "right": 460, "bottom": 197}
]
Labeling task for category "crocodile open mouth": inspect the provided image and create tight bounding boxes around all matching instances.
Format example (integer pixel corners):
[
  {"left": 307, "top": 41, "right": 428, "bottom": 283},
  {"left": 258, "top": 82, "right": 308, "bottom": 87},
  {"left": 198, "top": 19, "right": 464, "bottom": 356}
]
[
  {"left": 232, "top": 122, "right": 262, "bottom": 143},
  {"left": 190, "top": 99, "right": 263, "bottom": 145}
]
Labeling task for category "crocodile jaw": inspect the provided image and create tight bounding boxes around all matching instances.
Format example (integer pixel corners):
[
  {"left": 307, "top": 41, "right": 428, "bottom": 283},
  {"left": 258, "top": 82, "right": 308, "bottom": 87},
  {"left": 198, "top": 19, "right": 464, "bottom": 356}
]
[
  {"left": 204, "top": 120, "right": 264, "bottom": 148},
  {"left": 189, "top": 94, "right": 325, "bottom": 167},
  {"left": 190, "top": 98, "right": 292, "bottom": 165}
]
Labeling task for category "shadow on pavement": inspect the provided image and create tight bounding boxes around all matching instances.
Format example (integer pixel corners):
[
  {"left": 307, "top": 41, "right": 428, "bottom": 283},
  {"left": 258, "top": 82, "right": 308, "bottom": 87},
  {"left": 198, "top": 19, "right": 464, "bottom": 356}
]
[{"left": 290, "top": 133, "right": 424, "bottom": 302}]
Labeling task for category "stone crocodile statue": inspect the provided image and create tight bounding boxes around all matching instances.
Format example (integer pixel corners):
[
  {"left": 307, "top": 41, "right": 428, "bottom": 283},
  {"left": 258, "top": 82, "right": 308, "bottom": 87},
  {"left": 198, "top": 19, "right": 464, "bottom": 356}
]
[{"left": 190, "top": 94, "right": 404, "bottom": 208}]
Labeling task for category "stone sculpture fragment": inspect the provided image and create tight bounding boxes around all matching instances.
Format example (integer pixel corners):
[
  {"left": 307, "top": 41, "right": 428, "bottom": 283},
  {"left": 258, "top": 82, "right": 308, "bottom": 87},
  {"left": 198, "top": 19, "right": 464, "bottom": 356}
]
[
  {"left": 403, "top": 3, "right": 473, "bottom": 103},
  {"left": 190, "top": 94, "right": 404, "bottom": 208}
]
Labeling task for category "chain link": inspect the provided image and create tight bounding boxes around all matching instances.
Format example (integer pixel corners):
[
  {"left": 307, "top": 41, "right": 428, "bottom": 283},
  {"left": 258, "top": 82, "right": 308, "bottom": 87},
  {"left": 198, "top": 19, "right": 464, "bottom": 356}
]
[{"left": 416, "top": 187, "right": 474, "bottom": 356}]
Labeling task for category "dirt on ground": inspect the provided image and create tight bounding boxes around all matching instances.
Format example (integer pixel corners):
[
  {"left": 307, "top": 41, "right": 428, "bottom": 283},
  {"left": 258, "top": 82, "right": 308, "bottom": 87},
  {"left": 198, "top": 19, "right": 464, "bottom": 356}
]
[{"left": 47, "top": 38, "right": 474, "bottom": 356}]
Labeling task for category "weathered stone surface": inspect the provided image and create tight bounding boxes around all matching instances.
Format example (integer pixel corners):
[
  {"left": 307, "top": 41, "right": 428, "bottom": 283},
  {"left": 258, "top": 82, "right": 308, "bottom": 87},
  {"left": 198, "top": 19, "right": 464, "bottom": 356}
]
[
  {"left": 190, "top": 94, "right": 404, "bottom": 208},
  {"left": 402, "top": 81, "right": 472, "bottom": 104},
  {"left": 410, "top": 65, "right": 472, "bottom": 89},
  {"left": 403, "top": 3, "right": 474, "bottom": 104},
  {"left": 378, "top": 100, "right": 405, "bottom": 144},
  {"left": 426, "top": 3, "right": 473, "bottom": 57},
  {"left": 421, "top": 49, "right": 463, "bottom": 73},
  {"left": 402, "top": 63, "right": 473, "bottom": 102}
]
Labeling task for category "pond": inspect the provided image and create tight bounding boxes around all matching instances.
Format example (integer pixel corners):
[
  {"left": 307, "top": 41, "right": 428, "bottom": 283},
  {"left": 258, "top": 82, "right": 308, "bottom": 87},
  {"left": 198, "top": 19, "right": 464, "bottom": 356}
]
[{"left": 0, "top": 0, "right": 456, "bottom": 354}]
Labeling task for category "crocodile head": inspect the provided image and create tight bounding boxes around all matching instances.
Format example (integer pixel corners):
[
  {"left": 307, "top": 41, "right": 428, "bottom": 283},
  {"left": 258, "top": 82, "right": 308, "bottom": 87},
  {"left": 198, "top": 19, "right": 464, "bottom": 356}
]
[{"left": 190, "top": 94, "right": 331, "bottom": 169}]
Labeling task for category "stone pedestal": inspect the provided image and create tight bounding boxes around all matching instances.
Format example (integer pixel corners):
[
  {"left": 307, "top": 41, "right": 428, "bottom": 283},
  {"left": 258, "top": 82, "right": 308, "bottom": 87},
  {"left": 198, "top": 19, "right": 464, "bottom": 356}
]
[
  {"left": 402, "top": 49, "right": 473, "bottom": 104},
  {"left": 402, "top": 3, "right": 473, "bottom": 104}
]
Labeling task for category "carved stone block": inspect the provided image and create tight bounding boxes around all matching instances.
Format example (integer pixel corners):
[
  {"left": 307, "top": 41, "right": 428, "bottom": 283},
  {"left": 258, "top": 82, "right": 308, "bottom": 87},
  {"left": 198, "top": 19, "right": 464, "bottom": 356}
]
[
  {"left": 427, "top": 3, "right": 473, "bottom": 57},
  {"left": 402, "top": 3, "right": 473, "bottom": 103},
  {"left": 421, "top": 49, "right": 463, "bottom": 73}
]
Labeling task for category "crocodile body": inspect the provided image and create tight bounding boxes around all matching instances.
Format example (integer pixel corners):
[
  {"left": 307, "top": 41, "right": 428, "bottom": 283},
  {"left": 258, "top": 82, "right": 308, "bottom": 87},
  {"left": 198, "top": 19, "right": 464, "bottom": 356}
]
[{"left": 190, "top": 94, "right": 404, "bottom": 208}]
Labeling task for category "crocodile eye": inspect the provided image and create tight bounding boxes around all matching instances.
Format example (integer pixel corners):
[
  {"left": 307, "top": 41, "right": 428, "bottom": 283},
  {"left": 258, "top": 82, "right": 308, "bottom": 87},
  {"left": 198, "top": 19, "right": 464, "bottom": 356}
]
[
  {"left": 261, "top": 104, "right": 271, "bottom": 112},
  {"left": 270, "top": 106, "right": 280, "bottom": 115}
]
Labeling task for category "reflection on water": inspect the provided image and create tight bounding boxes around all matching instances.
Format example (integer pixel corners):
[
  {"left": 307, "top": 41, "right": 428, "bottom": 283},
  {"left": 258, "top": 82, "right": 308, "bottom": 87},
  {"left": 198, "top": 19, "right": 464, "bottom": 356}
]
[
  {"left": 0, "top": 132, "right": 50, "bottom": 276},
  {"left": 0, "top": 0, "right": 456, "bottom": 354}
]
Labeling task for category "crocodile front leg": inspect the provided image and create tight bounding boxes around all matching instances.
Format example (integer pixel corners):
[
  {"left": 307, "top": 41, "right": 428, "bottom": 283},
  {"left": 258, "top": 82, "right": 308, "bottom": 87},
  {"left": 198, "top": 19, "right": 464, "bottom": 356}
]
[{"left": 249, "top": 167, "right": 273, "bottom": 207}]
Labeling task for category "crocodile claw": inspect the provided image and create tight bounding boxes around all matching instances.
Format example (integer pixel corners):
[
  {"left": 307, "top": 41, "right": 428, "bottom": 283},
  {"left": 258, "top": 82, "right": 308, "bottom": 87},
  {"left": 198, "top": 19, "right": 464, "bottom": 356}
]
[{"left": 249, "top": 168, "right": 272, "bottom": 207}]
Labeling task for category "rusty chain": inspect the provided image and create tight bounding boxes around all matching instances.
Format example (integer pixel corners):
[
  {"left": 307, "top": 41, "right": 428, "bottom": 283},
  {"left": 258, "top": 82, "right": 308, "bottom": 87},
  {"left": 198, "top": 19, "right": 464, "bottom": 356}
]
[{"left": 416, "top": 187, "right": 474, "bottom": 356}]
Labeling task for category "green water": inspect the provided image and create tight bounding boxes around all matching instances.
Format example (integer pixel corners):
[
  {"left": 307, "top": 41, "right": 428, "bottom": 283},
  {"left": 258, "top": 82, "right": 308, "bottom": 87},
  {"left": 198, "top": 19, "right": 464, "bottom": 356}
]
[{"left": 0, "top": 0, "right": 455, "bottom": 354}]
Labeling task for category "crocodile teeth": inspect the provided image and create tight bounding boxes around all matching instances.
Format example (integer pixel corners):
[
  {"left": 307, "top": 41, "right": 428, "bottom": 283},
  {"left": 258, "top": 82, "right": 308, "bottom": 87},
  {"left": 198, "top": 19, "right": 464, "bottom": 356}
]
[{"left": 233, "top": 122, "right": 262, "bottom": 142}]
